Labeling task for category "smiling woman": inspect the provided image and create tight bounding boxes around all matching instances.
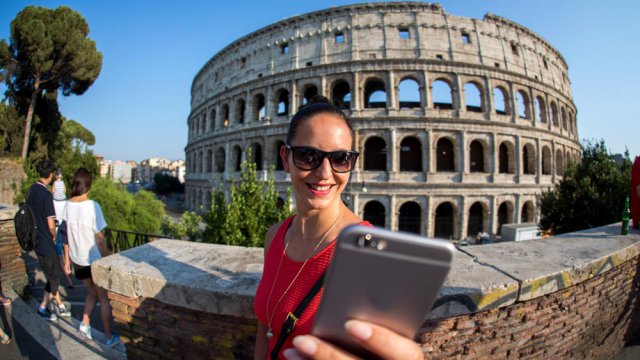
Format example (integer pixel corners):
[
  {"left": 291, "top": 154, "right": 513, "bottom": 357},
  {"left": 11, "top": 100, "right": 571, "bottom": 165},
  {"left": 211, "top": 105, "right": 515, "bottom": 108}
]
[{"left": 252, "top": 96, "right": 423, "bottom": 360}]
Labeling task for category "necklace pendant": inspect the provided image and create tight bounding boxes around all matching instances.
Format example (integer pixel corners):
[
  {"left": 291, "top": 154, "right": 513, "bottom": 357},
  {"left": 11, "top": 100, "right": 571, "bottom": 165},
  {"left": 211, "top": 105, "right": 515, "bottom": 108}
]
[{"left": 266, "top": 329, "right": 274, "bottom": 338}]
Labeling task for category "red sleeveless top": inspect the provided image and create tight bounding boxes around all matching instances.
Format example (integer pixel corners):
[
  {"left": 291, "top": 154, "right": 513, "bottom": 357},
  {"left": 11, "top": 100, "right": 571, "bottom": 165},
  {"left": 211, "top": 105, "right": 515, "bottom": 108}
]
[{"left": 254, "top": 215, "right": 371, "bottom": 359}]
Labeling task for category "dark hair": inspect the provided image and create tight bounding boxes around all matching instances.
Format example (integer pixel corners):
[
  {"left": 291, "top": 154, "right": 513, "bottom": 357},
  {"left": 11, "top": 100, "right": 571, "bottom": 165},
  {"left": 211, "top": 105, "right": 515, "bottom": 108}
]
[
  {"left": 36, "top": 159, "right": 56, "bottom": 178},
  {"left": 71, "top": 168, "right": 92, "bottom": 197},
  {"left": 286, "top": 95, "right": 354, "bottom": 146}
]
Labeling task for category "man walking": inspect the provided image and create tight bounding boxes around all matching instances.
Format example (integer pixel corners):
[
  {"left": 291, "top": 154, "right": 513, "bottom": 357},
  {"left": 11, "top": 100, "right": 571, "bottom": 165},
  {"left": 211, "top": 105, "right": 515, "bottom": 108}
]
[{"left": 27, "top": 159, "right": 70, "bottom": 320}]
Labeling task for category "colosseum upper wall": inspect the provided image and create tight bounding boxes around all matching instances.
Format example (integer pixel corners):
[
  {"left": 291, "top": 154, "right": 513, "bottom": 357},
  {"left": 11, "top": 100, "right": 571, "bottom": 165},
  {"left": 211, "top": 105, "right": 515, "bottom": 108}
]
[{"left": 185, "top": 2, "right": 581, "bottom": 241}]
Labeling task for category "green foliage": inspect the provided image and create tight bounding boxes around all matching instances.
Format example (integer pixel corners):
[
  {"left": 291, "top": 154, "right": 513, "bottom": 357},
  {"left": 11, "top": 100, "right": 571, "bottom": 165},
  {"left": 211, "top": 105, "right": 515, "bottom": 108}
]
[
  {"left": 89, "top": 177, "right": 165, "bottom": 234},
  {"left": 153, "top": 172, "right": 184, "bottom": 195},
  {"left": 0, "top": 99, "right": 22, "bottom": 157},
  {"left": 12, "top": 160, "right": 37, "bottom": 204},
  {"left": 0, "top": 5, "right": 102, "bottom": 159},
  {"left": 540, "top": 140, "right": 632, "bottom": 234},
  {"left": 161, "top": 212, "right": 203, "bottom": 241},
  {"left": 203, "top": 158, "right": 293, "bottom": 247}
]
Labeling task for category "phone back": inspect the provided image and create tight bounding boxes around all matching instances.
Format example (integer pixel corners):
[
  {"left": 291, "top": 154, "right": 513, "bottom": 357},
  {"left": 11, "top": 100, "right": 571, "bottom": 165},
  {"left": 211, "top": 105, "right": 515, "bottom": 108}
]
[{"left": 312, "top": 225, "right": 454, "bottom": 356}]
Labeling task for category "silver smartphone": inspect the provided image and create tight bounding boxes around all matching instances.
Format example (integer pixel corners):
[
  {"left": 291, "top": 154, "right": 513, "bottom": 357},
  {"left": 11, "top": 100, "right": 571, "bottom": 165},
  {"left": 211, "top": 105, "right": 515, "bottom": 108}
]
[{"left": 312, "top": 225, "right": 455, "bottom": 357}]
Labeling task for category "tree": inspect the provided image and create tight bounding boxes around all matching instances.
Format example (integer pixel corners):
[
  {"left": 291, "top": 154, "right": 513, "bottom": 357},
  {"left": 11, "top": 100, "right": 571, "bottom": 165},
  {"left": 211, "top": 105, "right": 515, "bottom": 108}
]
[
  {"left": 161, "top": 212, "right": 203, "bottom": 241},
  {"left": 540, "top": 140, "right": 632, "bottom": 234},
  {"left": 153, "top": 172, "right": 184, "bottom": 195},
  {"left": 0, "top": 6, "right": 102, "bottom": 159},
  {"left": 203, "top": 157, "right": 292, "bottom": 247},
  {"left": 90, "top": 178, "right": 166, "bottom": 234}
]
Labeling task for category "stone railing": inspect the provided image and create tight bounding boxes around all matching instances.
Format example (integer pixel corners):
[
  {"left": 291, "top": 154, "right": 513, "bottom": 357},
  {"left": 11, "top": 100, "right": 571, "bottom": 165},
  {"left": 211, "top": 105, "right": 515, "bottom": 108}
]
[
  {"left": 92, "top": 224, "right": 640, "bottom": 359},
  {"left": 0, "top": 204, "right": 29, "bottom": 297}
]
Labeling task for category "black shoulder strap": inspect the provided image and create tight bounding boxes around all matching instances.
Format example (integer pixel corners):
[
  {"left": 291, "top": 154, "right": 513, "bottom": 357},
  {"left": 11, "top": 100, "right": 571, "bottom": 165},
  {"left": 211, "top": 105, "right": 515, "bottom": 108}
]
[{"left": 270, "top": 271, "right": 326, "bottom": 360}]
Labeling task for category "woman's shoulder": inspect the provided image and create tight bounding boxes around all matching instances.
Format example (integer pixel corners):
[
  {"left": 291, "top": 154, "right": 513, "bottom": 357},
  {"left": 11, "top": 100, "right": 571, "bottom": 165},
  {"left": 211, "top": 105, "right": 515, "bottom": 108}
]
[{"left": 263, "top": 215, "right": 295, "bottom": 256}]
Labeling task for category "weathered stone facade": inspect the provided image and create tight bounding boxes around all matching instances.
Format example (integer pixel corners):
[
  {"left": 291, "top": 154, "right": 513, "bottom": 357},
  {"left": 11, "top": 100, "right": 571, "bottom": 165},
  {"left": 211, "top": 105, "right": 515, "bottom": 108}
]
[{"left": 184, "top": 2, "right": 580, "bottom": 240}]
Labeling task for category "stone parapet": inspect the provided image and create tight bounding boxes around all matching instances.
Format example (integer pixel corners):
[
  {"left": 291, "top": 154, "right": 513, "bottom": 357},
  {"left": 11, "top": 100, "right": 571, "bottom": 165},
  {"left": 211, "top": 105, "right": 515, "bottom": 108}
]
[
  {"left": 0, "top": 204, "right": 29, "bottom": 297},
  {"left": 93, "top": 224, "right": 640, "bottom": 359}
]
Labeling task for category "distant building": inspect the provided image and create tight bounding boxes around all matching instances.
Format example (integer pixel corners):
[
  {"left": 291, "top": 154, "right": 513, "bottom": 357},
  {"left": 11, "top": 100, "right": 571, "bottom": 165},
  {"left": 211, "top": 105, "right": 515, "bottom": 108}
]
[
  {"left": 138, "top": 158, "right": 185, "bottom": 184},
  {"left": 96, "top": 155, "right": 137, "bottom": 183}
]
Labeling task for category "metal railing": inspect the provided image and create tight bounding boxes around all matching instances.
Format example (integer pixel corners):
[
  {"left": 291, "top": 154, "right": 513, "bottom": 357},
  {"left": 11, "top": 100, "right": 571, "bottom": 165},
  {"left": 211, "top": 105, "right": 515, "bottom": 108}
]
[{"left": 104, "top": 228, "right": 163, "bottom": 254}]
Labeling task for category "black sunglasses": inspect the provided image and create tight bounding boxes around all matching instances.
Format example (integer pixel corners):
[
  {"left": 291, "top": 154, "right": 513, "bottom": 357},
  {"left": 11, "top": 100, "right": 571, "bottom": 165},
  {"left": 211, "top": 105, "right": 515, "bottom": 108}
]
[{"left": 285, "top": 145, "right": 359, "bottom": 173}]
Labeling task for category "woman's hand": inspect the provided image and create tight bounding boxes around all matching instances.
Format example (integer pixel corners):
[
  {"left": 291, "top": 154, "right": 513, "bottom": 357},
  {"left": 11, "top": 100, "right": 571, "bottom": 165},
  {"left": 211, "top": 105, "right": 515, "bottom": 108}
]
[{"left": 282, "top": 320, "right": 424, "bottom": 360}]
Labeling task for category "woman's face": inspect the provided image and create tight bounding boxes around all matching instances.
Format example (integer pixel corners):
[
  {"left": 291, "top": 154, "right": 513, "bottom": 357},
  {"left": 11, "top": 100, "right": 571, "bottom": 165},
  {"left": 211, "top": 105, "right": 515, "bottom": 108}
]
[{"left": 282, "top": 113, "right": 353, "bottom": 213}]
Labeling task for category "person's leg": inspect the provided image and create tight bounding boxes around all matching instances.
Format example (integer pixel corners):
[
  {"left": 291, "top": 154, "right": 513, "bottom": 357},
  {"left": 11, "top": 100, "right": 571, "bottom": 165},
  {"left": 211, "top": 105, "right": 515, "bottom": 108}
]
[
  {"left": 80, "top": 277, "right": 98, "bottom": 327},
  {"left": 0, "top": 326, "right": 9, "bottom": 344},
  {"left": 36, "top": 255, "right": 56, "bottom": 318},
  {"left": 95, "top": 285, "right": 113, "bottom": 339}
]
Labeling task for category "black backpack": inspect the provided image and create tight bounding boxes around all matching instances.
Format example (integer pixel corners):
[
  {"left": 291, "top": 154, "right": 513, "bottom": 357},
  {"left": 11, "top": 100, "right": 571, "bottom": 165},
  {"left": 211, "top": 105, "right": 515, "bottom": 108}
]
[{"left": 14, "top": 188, "right": 38, "bottom": 252}]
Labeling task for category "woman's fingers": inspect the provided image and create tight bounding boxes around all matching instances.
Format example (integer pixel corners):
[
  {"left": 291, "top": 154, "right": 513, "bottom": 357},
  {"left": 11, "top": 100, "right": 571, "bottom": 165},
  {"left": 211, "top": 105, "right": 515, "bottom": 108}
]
[
  {"left": 284, "top": 335, "right": 359, "bottom": 360},
  {"left": 284, "top": 320, "right": 423, "bottom": 360},
  {"left": 344, "top": 320, "right": 424, "bottom": 360}
]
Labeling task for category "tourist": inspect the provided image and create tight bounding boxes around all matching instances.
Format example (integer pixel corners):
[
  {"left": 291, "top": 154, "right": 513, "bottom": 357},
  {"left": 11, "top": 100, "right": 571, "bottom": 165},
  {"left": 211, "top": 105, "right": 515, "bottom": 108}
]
[
  {"left": 62, "top": 168, "right": 119, "bottom": 347},
  {"left": 28, "top": 159, "right": 71, "bottom": 320},
  {"left": 253, "top": 97, "right": 423, "bottom": 359},
  {"left": 51, "top": 169, "right": 74, "bottom": 288}
]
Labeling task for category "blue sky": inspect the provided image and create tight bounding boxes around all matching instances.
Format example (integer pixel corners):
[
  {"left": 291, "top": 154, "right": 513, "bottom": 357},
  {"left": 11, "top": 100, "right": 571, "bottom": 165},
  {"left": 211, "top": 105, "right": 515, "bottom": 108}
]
[{"left": 1, "top": 0, "right": 638, "bottom": 162}]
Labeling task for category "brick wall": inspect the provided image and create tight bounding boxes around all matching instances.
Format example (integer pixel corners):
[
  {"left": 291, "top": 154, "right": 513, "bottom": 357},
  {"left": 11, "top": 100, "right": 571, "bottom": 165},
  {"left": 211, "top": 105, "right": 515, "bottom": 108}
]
[
  {"left": 0, "top": 218, "right": 29, "bottom": 297},
  {"left": 419, "top": 255, "right": 640, "bottom": 359},
  {"left": 107, "top": 254, "right": 640, "bottom": 359},
  {"left": 109, "top": 292, "right": 256, "bottom": 360}
]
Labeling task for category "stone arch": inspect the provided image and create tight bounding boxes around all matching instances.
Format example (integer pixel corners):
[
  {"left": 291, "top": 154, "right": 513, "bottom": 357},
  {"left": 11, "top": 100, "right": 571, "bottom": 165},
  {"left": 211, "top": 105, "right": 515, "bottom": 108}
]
[
  {"left": 400, "top": 136, "right": 422, "bottom": 172},
  {"left": 516, "top": 89, "right": 531, "bottom": 119},
  {"left": 432, "top": 78, "right": 454, "bottom": 110},
  {"left": 493, "top": 86, "right": 509, "bottom": 115},
  {"left": 331, "top": 79, "right": 351, "bottom": 110},
  {"left": 274, "top": 140, "right": 285, "bottom": 171},
  {"left": 233, "top": 145, "right": 242, "bottom": 172},
  {"left": 236, "top": 99, "right": 246, "bottom": 124},
  {"left": 249, "top": 142, "right": 263, "bottom": 171},
  {"left": 205, "top": 148, "right": 213, "bottom": 173},
  {"left": 464, "top": 81, "right": 483, "bottom": 112},
  {"left": 303, "top": 84, "right": 319, "bottom": 105},
  {"left": 535, "top": 96, "right": 547, "bottom": 123},
  {"left": 467, "top": 201, "right": 486, "bottom": 238},
  {"left": 556, "top": 148, "right": 565, "bottom": 176},
  {"left": 521, "top": 201, "right": 535, "bottom": 223},
  {"left": 499, "top": 141, "right": 515, "bottom": 174},
  {"left": 434, "top": 201, "right": 456, "bottom": 239},
  {"left": 542, "top": 146, "right": 552, "bottom": 175},
  {"left": 364, "top": 78, "right": 387, "bottom": 108},
  {"left": 222, "top": 104, "right": 230, "bottom": 127},
  {"left": 522, "top": 143, "right": 536, "bottom": 175},
  {"left": 497, "top": 201, "right": 514, "bottom": 235},
  {"left": 215, "top": 147, "right": 225, "bottom": 173},
  {"left": 561, "top": 106, "right": 568, "bottom": 130},
  {"left": 276, "top": 88, "right": 290, "bottom": 116},
  {"left": 550, "top": 101, "right": 559, "bottom": 127},
  {"left": 197, "top": 150, "right": 203, "bottom": 173},
  {"left": 436, "top": 137, "right": 456, "bottom": 172},
  {"left": 200, "top": 113, "right": 206, "bottom": 134},
  {"left": 363, "top": 200, "right": 386, "bottom": 227},
  {"left": 469, "top": 139, "right": 486, "bottom": 173},
  {"left": 398, "top": 77, "right": 421, "bottom": 109},
  {"left": 254, "top": 93, "right": 266, "bottom": 121},
  {"left": 364, "top": 136, "right": 387, "bottom": 171},
  {"left": 398, "top": 201, "right": 421, "bottom": 234}
]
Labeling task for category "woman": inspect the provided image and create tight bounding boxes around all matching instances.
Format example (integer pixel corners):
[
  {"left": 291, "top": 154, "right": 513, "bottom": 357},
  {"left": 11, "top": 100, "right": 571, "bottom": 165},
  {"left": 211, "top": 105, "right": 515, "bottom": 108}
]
[
  {"left": 253, "top": 97, "right": 422, "bottom": 359},
  {"left": 62, "top": 168, "right": 119, "bottom": 347}
]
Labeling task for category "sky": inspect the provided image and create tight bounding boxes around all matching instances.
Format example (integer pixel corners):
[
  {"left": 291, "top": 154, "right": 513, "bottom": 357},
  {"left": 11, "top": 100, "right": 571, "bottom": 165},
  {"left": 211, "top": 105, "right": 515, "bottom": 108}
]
[{"left": 1, "top": 0, "right": 638, "bottom": 162}]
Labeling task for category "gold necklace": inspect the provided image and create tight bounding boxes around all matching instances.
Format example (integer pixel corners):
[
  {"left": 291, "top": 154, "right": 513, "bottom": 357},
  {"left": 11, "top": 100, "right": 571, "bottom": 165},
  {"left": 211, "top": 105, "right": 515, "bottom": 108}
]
[{"left": 265, "top": 208, "right": 342, "bottom": 339}]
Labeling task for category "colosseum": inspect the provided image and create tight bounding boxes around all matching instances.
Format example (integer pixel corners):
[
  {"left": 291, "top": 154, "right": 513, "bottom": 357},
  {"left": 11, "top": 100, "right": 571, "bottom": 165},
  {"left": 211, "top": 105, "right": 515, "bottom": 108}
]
[{"left": 185, "top": 2, "right": 580, "bottom": 241}]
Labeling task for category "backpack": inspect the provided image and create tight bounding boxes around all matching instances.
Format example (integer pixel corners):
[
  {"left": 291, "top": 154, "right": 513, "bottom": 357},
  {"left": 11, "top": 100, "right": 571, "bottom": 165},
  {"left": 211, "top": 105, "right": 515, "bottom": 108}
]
[{"left": 14, "top": 188, "right": 38, "bottom": 251}]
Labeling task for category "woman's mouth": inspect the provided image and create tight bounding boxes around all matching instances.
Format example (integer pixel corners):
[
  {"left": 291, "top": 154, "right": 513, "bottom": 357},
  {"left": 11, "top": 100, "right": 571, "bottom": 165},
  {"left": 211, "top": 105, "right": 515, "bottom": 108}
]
[{"left": 306, "top": 183, "right": 334, "bottom": 196}]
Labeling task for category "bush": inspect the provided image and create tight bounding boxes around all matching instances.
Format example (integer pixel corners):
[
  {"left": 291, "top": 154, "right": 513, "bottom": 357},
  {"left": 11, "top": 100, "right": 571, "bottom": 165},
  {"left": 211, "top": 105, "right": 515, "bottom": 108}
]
[{"left": 540, "top": 140, "right": 631, "bottom": 234}]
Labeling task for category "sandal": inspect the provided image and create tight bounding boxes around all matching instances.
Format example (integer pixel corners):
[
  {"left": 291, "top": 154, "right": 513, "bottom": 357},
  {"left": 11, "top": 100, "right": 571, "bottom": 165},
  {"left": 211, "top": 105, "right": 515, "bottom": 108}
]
[
  {"left": 0, "top": 295, "right": 11, "bottom": 306},
  {"left": 1, "top": 332, "right": 10, "bottom": 345}
]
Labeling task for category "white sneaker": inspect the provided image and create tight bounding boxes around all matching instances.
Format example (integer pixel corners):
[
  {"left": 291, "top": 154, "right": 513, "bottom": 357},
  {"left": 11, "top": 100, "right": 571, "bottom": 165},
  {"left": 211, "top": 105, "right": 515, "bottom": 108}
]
[
  {"left": 57, "top": 303, "right": 71, "bottom": 317},
  {"left": 79, "top": 322, "right": 93, "bottom": 340}
]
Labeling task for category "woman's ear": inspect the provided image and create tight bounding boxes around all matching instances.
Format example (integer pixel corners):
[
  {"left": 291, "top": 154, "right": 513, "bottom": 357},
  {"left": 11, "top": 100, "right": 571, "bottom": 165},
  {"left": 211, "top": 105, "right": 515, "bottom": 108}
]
[{"left": 280, "top": 145, "right": 290, "bottom": 173}]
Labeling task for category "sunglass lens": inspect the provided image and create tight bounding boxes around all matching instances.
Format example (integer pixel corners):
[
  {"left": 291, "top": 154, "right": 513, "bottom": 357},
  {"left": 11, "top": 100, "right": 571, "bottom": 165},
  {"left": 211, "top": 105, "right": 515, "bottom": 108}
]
[
  {"left": 293, "top": 148, "right": 319, "bottom": 170},
  {"left": 330, "top": 152, "right": 353, "bottom": 172}
]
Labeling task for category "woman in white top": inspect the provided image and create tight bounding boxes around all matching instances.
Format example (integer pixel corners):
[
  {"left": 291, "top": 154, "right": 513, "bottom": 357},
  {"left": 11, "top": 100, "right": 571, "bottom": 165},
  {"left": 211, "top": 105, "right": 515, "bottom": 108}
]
[{"left": 62, "top": 168, "right": 119, "bottom": 347}]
